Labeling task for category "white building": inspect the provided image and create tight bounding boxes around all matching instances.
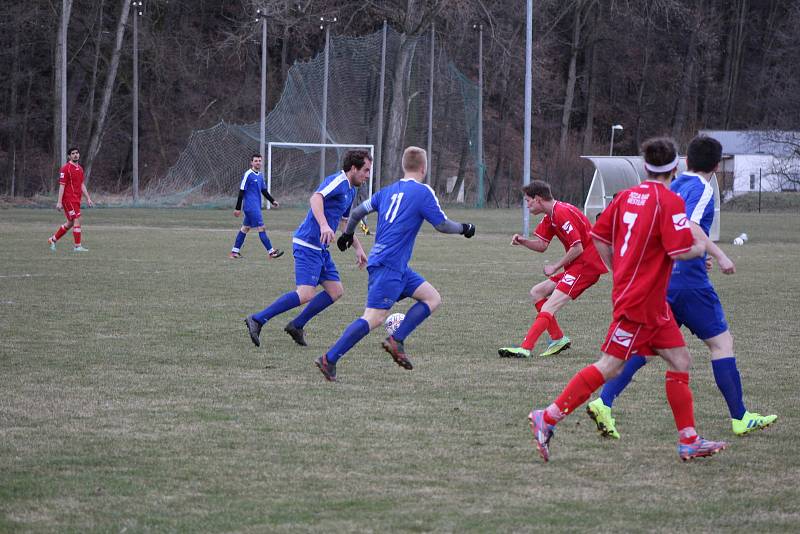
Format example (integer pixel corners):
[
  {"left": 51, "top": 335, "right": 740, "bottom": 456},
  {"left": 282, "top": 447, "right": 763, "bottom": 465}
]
[{"left": 699, "top": 130, "right": 800, "bottom": 198}]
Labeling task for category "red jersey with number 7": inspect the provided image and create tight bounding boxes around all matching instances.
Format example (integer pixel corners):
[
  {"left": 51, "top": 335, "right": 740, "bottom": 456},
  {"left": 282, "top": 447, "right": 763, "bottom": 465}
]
[
  {"left": 590, "top": 180, "right": 693, "bottom": 326},
  {"left": 59, "top": 162, "right": 85, "bottom": 203}
]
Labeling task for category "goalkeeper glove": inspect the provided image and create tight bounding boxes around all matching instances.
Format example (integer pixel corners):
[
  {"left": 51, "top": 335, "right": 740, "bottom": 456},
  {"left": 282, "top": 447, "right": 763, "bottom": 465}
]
[
  {"left": 461, "top": 223, "right": 476, "bottom": 238},
  {"left": 337, "top": 232, "right": 355, "bottom": 251}
]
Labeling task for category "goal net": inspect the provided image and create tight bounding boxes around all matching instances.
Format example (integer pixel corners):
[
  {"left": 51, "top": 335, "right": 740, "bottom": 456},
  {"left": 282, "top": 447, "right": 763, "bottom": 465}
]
[{"left": 266, "top": 143, "right": 373, "bottom": 207}]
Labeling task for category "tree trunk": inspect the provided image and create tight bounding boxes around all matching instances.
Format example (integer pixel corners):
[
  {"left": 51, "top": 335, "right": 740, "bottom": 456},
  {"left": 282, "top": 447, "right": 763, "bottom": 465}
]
[
  {"left": 634, "top": 24, "right": 652, "bottom": 150},
  {"left": 582, "top": 16, "right": 598, "bottom": 154},
  {"left": 53, "top": 0, "right": 73, "bottom": 189},
  {"left": 672, "top": 0, "right": 704, "bottom": 139},
  {"left": 8, "top": 18, "right": 20, "bottom": 195},
  {"left": 559, "top": 0, "right": 586, "bottom": 159},
  {"left": 723, "top": 0, "right": 748, "bottom": 129},
  {"left": 84, "top": 0, "right": 132, "bottom": 184},
  {"left": 382, "top": 33, "right": 417, "bottom": 182},
  {"left": 86, "top": 0, "right": 105, "bottom": 144}
]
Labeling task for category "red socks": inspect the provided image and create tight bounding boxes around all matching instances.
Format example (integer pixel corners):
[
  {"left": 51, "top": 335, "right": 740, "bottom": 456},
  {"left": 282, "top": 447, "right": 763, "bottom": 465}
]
[
  {"left": 665, "top": 371, "right": 697, "bottom": 443},
  {"left": 544, "top": 365, "right": 606, "bottom": 425},
  {"left": 534, "top": 299, "right": 564, "bottom": 340},
  {"left": 73, "top": 226, "right": 82, "bottom": 245},
  {"left": 53, "top": 224, "right": 68, "bottom": 241},
  {"left": 522, "top": 311, "right": 563, "bottom": 350}
]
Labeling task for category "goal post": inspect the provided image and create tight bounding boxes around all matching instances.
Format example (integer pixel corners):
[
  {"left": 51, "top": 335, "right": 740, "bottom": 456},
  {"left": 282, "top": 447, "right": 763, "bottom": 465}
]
[{"left": 266, "top": 142, "right": 374, "bottom": 209}]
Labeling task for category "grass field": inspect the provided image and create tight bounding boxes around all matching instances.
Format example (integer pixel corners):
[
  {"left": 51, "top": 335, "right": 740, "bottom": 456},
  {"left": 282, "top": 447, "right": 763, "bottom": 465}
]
[{"left": 1, "top": 207, "right": 799, "bottom": 532}]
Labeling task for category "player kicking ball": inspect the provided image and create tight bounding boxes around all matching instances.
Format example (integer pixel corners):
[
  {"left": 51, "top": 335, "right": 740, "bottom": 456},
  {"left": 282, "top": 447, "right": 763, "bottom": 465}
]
[
  {"left": 586, "top": 134, "right": 777, "bottom": 439},
  {"left": 528, "top": 137, "right": 726, "bottom": 462},
  {"left": 244, "top": 150, "right": 370, "bottom": 348},
  {"left": 315, "top": 146, "right": 475, "bottom": 382},
  {"left": 498, "top": 181, "right": 607, "bottom": 358},
  {"left": 230, "top": 154, "right": 283, "bottom": 260}
]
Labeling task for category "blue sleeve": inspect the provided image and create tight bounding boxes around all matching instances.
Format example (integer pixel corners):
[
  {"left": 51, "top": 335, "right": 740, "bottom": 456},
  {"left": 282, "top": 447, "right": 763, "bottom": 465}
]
[
  {"left": 420, "top": 186, "right": 447, "bottom": 227},
  {"left": 368, "top": 189, "right": 384, "bottom": 215}
]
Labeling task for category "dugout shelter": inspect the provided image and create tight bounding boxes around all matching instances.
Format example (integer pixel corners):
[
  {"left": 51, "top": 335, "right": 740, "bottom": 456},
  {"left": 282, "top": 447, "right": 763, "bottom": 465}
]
[{"left": 582, "top": 156, "right": 721, "bottom": 241}]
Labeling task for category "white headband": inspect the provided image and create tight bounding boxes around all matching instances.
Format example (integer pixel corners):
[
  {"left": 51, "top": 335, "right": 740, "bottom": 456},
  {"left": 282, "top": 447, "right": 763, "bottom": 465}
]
[{"left": 644, "top": 156, "right": 679, "bottom": 174}]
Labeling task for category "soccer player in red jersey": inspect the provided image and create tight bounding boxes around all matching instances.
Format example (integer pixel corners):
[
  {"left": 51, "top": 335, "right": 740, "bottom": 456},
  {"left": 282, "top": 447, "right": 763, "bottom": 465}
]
[
  {"left": 528, "top": 137, "right": 727, "bottom": 462},
  {"left": 498, "top": 181, "right": 608, "bottom": 358},
  {"left": 48, "top": 147, "right": 93, "bottom": 252}
]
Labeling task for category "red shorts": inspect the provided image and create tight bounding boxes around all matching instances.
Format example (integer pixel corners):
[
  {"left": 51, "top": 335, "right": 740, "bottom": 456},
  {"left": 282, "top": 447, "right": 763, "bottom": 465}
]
[
  {"left": 63, "top": 200, "right": 81, "bottom": 221},
  {"left": 601, "top": 313, "right": 686, "bottom": 360},
  {"left": 549, "top": 265, "right": 603, "bottom": 300}
]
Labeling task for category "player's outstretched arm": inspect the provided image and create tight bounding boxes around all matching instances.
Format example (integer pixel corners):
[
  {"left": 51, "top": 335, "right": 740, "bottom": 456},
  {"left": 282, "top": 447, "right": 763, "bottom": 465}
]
[
  {"left": 511, "top": 233, "right": 548, "bottom": 252},
  {"left": 690, "top": 222, "right": 735, "bottom": 274},
  {"left": 433, "top": 219, "right": 475, "bottom": 237},
  {"left": 338, "top": 200, "right": 376, "bottom": 251}
]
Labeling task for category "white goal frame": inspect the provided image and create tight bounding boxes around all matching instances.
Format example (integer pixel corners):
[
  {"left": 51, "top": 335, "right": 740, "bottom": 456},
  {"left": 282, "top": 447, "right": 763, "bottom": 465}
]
[{"left": 266, "top": 142, "right": 375, "bottom": 209}]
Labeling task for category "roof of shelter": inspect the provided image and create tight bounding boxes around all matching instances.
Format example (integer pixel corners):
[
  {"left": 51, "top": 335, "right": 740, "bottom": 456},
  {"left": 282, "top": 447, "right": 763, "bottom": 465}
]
[{"left": 698, "top": 130, "right": 798, "bottom": 157}]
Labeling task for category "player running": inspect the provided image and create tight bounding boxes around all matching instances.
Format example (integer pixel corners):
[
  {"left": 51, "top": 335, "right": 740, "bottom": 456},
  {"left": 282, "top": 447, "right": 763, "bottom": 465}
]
[
  {"left": 498, "top": 181, "right": 607, "bottom": 358},
  {"left": 230, "top": 154, "right": 283, "bottom": 259},
  {"left": 528, "top": 137, "right": 727, "bottom": 462},
  {"left": 244, "top": 150, "right": 370, "bottom": 348},
  {"left": 586, "top": 135, "right": 777, "bottom": 439},
  {"left": 48, "top": 147, "right": 93, "bottom": 252},
  {"left": 315, "top": 146, "right": 475, "bottom": 382}
]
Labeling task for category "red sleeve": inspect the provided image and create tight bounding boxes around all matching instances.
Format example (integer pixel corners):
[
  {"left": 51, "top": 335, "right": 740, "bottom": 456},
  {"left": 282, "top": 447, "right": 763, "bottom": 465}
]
[
  {"left": 58, "top": 164, "right": 69, "bottom": 186},
  {"left": 534, "top": 215, "right": 554, "bottom": 243},
  {"left": 553, "top": 206, "right": 584, "bottom": 247},
  {"left": 590, "top": 197, "right": 618, "bottom": 245},
  {"left": 661, "top": 192, "right": 693, "bottom": 256}
]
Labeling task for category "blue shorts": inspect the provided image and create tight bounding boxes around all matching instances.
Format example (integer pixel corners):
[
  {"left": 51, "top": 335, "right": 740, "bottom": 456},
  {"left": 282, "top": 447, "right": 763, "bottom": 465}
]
[
  {"left": 366, "top": 265, "right": 426, "bottom": 310},
  {"left": 667, "top": 287, "right": 728, "bottom": 341},
  {"left": 293, "top": 244, "right": 340, "bottom": 287},
  {"left": 242, "top": 209, "right": 263, "bottom": 228}
]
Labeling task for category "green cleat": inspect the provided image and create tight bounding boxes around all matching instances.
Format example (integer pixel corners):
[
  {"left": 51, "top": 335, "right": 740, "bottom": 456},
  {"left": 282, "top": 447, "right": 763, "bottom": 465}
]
[
  {"left": 732, "top": 411, "right": 777, "bottom": 436},
  {"left": 497, "top": 346, "right": 531, "bottom": 358},
  {"left": 586, "top": 398, "right": 620, "bottom": 439},
  {"left": 539, "top": 336, "right": 572, "bottom": 357}
]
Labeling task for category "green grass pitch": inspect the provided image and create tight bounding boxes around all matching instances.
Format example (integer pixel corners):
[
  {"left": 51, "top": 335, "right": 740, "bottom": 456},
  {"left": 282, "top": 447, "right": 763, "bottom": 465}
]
[{"left": 1, "top": 207, "right": 799, "bottom": 531}]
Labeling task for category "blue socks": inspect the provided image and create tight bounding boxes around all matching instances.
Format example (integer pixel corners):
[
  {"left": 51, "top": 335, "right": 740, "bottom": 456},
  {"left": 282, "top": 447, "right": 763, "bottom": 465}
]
[
  {"left": 599, "top": 355, "right": 648, "bottom": 407},
  {"left": 258, "top": 231, "right": 272, "bottom": 251},
  {"left": 233, "top": 231, "right": 246, "bottom": 252},
  {"left": 711, "top": 357, "right": 746, "bottom": 419},
  {"left": 392, "top": 302, "right": 431, "bottom": 342},
  {"left": 327, "top": 318, "right": 370, "bottom": 364},
  {"left": 292, "top": 291, "right": 335, "bottom": 329},
  {"left": 252, "top": 291, "right": 302, "bottom": 325}
]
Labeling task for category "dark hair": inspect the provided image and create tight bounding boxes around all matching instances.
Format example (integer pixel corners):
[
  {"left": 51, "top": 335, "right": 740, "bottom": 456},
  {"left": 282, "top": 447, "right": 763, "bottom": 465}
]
[
  {"left": 67, "top": 146, "right": 79, "bottom": 155},
  {"left": 342, "top": 149, "right": 372, "bottom": 172},
  {"left": 521, "top": 180, "right": 553, "bottom": 201},
  {"left": 251, "top": 153, "right": 262, "bottom": 161},
  {"left": 641, "top": 137, "right": 678, "bottom": 177},
  {"left": 686, "top": 135, "right": 722, "bottom": 173}
]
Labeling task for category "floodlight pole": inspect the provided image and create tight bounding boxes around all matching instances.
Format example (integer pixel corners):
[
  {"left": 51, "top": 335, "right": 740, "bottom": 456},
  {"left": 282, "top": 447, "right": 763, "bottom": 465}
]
[
  {"left": 426, "top": 23, "right": 434, "bottom": 185},
  {"left": 375, "top": 20, "right": 387, "bottom": 191},
  {"left": 256, "top": 8, "right": 268, "bottom": 206},
  {"left": 609, "top": 124, "right": 623, "bottom": 156},
  {"left": 476, "top": 23, "right": 484, "bottom": 208},
  {"left": 60, "top": 0, "right": 69, "bottom": 170},
  {"left": 523, "top": 0, "right": 533, "bottom": 236},
  {"left": 132, "top": 1, "right": 143, "bottom": 204},
  {"left": 319, "top": 17, "right": 336, "bottom": 183}
]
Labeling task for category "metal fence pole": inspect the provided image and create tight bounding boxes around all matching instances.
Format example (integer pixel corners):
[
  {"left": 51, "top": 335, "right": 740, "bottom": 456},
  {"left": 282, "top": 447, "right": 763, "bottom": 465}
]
[
  {"left": 375, "top": 20, "right": 387, "bottom": 191},
  {"left": 522, "top": 0, "right": 533, "bottom": 235}
]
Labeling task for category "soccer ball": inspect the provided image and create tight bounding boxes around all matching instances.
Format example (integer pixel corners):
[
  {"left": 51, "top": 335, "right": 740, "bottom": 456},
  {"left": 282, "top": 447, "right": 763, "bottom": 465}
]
[{"left": 384, "top": 313, "right": 405, "bottom": 337}]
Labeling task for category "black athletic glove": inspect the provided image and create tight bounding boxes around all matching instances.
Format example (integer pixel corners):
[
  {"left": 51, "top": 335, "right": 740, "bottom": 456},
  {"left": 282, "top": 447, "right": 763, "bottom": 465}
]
[
  {"left": 337, "top": 232, "right": 355, "bottom": 251},
  {"left": 462, "top": 223, "right": 476, "bottom": 238}
]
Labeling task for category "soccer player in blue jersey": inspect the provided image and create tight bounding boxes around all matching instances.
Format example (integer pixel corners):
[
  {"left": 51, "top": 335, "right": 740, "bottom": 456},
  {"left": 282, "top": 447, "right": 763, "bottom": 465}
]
[
  {"left": 230, "top": 154, "right": 283, "bottom": 259},
  {"left": 314, "top": 146, "right": 476, "bottom": 382},
  {"left": 587, "top": 135, "right": 777, "bottom": 438},
  {"left": 244, "top": 150, "right": 371, "bottom": 348}
]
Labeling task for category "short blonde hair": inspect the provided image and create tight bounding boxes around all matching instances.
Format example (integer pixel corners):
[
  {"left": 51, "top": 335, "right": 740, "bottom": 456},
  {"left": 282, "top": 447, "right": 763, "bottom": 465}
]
[{"left": 402, "top": 146, "right": 427, "bottom": 173}]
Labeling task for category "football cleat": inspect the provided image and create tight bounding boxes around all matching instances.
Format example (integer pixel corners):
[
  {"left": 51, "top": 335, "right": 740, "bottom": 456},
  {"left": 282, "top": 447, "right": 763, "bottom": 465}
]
[
  {"left": 678, "top": 436, "right": 727, "bottom": 461},
  {"left": 382, "top": 336, "right": 413, "bottom": 370},
  {"left": 244, "top": 316, "right": 262, "bottom": 347},
  {"left": 48, "top": 237, "right": 57, "bottom": 251},
  {"left": 528, "top": 409, "right": 555, "bottom": 462},
  {"left": 497, "top": 346, "right": 531, "bottom": 358},
  {"left": 539, "top": 336, "right": 572, "bottom": 357},
  {"left": 268, "top": 248, "right": 284, "bottom": 259},
  {"left": 731, "top": 411, "right": 777, "bottom": 436},
  {"left": 284, "top": 322, "right": 308, "bottom": 346},
  {"left": 229, "top": 251, "right": 242, "bottom": 259},
  {"left": 315, "top": 355, "right": 337, "bottom": 382},
  {"left": 586, "top": 398, "right": 620, "bottom": 439},
  {"left": 359, "top": 220, "right": 371, "bottom": 235},
  {"left": 72, "top": 245, "right": 89, "bottom": 252}
]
